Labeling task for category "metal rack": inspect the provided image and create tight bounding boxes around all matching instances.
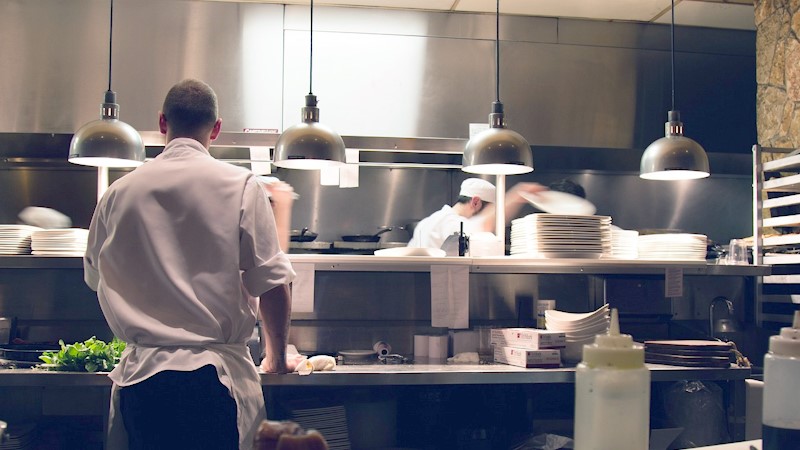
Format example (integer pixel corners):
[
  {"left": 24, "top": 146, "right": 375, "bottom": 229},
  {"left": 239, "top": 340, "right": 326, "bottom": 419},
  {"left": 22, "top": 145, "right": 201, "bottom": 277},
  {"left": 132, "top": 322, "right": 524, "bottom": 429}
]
[{"left": 753, "top": 144, "right": 800, "bottom": 328}]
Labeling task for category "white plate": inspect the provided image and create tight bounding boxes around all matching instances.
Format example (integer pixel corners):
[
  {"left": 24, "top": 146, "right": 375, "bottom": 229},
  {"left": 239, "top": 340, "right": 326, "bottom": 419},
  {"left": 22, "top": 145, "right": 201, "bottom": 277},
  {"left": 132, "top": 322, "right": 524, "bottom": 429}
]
[{"left": 374, "top": 247, "right": 446, "bottom": 257}]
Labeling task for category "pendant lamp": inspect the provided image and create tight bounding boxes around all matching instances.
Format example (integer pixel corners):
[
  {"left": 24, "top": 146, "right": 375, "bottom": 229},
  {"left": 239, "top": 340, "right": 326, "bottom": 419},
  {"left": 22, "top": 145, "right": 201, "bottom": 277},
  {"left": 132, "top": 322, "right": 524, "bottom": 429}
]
[
  {"left": 640, "top": 0, "right": 709, "bottom": 180},
  {"left": 273, "top": 0, "right": 345, "bottom": 170},
  {"left": 462, "top": 0, "right": 533, "bottom": 176},
  {"left": 69, "top": 0, "right": 144, "bottom": 168}
]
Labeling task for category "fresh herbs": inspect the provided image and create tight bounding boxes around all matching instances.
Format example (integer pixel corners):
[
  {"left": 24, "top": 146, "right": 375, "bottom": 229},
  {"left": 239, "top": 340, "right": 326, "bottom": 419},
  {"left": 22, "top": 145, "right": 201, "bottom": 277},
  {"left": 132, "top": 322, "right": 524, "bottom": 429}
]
[{"left": 39, "top": 336, "right": 126, "bottom": 372}]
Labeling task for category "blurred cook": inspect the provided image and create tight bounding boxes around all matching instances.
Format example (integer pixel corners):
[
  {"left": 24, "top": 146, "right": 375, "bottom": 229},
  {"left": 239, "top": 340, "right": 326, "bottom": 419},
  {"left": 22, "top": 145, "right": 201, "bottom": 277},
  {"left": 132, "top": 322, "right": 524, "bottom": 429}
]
[
  {"left": 408, "top": 178, "right": 545, "bottom": 249},
  {"left": 258, "top": 176, "right": 296, "bottom": 252}
]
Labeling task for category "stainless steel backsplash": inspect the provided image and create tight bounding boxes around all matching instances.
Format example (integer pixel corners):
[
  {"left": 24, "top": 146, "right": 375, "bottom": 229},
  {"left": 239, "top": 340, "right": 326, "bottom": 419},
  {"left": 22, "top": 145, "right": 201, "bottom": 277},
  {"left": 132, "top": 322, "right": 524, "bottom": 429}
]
[{"left": 0, "top": 1, "right": 758, "bottom": 353}]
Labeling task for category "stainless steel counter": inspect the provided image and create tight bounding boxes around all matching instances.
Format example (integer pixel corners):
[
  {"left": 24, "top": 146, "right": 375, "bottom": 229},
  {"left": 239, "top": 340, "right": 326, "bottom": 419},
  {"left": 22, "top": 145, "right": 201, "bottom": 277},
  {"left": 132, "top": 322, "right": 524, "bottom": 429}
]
[
  {"left": 0, "top": 363, "right": 750, "bottom": 387},
  {"left": 0, "top": 255, "right": 769, "bottom": 276}
]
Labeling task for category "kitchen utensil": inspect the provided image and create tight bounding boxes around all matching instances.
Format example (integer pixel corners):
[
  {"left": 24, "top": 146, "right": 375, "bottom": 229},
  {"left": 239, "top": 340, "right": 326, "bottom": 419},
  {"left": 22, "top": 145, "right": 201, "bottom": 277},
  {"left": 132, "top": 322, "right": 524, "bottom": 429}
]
[
  {"left": 520, "top": 190, "right": 596, "bottom": 215},
  {"left": 290, "top": 227, "right": 318, "bottom": 242},
  {"left": 341, "top": 227, "right": 392, "bottom": 243}
]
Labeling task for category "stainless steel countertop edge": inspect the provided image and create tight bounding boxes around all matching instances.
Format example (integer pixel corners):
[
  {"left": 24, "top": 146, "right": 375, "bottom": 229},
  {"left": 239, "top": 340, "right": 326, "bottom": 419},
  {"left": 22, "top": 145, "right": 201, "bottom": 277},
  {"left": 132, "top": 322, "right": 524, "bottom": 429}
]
[{"left": 0, "top": 364, "right": 751, "bottom": 387}]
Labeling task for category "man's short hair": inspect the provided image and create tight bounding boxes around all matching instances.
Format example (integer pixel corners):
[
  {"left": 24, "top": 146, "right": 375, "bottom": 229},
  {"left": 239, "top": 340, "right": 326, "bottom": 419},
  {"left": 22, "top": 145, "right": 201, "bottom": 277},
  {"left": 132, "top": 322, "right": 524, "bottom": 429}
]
[
  {"left": 548, "top": 178, "right": 586, "bottom": 199},
  {"left": 162, "top": 79, "right": 218, "bottom": 138}
]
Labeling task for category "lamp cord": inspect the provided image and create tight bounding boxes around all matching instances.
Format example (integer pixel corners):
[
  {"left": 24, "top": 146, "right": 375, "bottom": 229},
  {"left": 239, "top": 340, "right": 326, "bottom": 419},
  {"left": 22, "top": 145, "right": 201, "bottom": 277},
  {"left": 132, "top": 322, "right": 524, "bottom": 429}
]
[
  {"left": 495, "top": 0, "right": 500, "bottom": 103},
  {"left": 670, "top": 0, "right": 675, "bottom": 111},
  {"left": 108, "top": 0, "right": 114, "bottom": 92},
  {"left": 309, "top": 0, "right": 314, "bottom": 95}
]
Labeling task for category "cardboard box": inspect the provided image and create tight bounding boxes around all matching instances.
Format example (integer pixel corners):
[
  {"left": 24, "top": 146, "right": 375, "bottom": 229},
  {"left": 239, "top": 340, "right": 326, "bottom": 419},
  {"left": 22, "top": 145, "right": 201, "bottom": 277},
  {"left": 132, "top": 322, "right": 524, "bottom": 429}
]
[
  {"left": 490, "top": 328, "right": 566, "bottom": 350},
  {"left": 494, "top": 346, "right": 562, "bottom": 368}
]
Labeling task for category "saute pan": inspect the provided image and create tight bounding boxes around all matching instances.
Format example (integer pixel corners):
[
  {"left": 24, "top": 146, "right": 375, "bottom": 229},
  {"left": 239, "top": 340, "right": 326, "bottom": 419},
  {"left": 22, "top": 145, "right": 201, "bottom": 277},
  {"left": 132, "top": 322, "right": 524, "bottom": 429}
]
[
  {"left": 341, "top": 227, "right": 393, "bottom": 243},
  {"left": 290, "top": 228, "right": 318, "bottom": 242},
  {"left": 0, "top": 343, "right": 60, "bottom": 363}
]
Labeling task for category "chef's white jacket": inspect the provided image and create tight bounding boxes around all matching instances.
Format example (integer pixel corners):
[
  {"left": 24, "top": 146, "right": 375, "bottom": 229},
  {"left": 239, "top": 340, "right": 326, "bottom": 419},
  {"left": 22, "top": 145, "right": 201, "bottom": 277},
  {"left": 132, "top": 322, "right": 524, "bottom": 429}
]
[{"left": 84, "top": 138, "right": 295, "bottom": 450}]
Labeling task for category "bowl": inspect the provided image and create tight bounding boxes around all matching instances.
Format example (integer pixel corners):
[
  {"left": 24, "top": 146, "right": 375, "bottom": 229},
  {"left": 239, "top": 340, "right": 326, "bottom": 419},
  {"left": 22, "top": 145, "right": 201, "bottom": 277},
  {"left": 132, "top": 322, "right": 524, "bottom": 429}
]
[
  {"left": 544, "top": 305, "right": 609, "bottom": 326},
  {"left": 545, "top": 314, "right": 610, "bottom": 332}
]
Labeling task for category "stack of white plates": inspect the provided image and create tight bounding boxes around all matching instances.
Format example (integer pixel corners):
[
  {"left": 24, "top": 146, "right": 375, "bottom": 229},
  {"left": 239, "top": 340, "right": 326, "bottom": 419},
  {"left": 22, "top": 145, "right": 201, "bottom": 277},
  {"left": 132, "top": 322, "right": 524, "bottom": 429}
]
[
  {"left": 0, "top": 225, "right": 42, "bottom": 255},
  {"left": 637, "top": 233, "right": 707, "bottom": 261},
  {"left": 609, "top": 229, "right": 639, "bottom": 259},
  {"left": 290, "top": 404, "right": 351, "bottom": 450},
  {"left": 510, "top": 214, "right": 612, "bottom": 258},
  {"left": 30, "top": 228, "right": 89, "bottom": 256},
  {"left": 545, "top": 304, "right": 611, "bottom": 363}
]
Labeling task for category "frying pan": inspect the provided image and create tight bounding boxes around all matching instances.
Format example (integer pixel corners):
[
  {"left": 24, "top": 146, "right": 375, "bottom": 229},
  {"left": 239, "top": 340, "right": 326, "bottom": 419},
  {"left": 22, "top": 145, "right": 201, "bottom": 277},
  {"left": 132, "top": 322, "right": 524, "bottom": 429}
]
[
  {"left": 341, "top": 227, "right": 393, "bottom": 243},
  {"left": 290, "top": 227, "right": 318, "bottom": 242},
  {"left": 0, "top": 343, "right": 60, "bottom": 363}
]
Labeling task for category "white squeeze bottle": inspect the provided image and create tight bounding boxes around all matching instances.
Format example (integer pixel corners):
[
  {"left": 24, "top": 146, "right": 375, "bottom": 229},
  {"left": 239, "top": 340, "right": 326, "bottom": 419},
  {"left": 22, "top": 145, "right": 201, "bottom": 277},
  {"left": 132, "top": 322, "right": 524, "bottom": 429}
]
[
  {"left": 574, "top": 308, "right": 650, "bottom": 450},
  {"left": 762, "top": 310, "right": 800, "bottom": 450}
]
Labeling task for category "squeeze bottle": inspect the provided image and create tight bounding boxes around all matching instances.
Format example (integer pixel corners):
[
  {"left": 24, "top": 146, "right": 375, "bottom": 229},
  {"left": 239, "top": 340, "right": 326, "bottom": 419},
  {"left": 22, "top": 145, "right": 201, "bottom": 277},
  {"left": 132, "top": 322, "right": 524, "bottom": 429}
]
[
  {"left": 762, "top": 310, "right": 800, "bottom": 450},
  {"left": 574, "top": 308, "right": 650, "bottom": 450}
]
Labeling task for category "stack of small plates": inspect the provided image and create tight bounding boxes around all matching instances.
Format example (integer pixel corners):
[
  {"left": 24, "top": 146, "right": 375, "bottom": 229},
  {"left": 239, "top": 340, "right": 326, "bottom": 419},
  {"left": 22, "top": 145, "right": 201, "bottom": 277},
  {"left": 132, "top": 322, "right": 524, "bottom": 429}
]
[
  {"left": 510, "top": 214, "right": 612, "bottom": 258},
  {"left": 289, "top": 404, "right": 351, "bottom": 450},
  {"left": 30, "top": 228, "right": 89, "bottom": 256},
  {"left": 0, "top": 225, "right": 42, "bottom": 255},
  {"left": 545, "top": 305, "right": 611, "bottom": 363},
  {"left": 609, "top": 229, "right": 639, "bottom": 259},
  {"left": 637, "top": 233, "right": 707, "bottom": 261}
]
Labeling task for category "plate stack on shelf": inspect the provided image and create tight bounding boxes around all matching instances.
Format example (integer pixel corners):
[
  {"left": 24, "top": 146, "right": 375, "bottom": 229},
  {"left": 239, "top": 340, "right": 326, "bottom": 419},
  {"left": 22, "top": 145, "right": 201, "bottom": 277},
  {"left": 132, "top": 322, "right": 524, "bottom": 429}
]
[
  {"left": 644, "top": 340, "right": 733, "bottom": 368},
  {"left": 637, "top": 233, "right": 707, "bottom": 261},
  {"left": 289, "top": 404, "right": 351, "bottom": 450},
  {"left": 0, "top": 225, "right": 42, "bottom": 255},
  {"left": 545, "top": 304, "right": 611, "bottom": 363},
  {"left": 30, "top": 229, "right": 89, "bottom": 256},
  {"left": 0, "top": 422, "right": 38, "bottom": 450},
  {"left": 510, "top": 214, "right": 612, "bottom": 258},
  {"left": 608, "top": 229, "right": 639, "bottom": 259}
]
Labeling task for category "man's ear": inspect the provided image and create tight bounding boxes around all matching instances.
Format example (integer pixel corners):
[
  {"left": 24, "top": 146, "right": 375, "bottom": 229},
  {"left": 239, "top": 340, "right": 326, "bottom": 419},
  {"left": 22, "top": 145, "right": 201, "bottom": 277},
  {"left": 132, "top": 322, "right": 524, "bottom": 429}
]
[
  {"left": 471, "top": 196, "right": 482, "bottom": 211},
  {"left": 210, "top": 118, "right": 222, "bottom": 141},
  {"left": 158, "top": 112, "right": 168, "bottom": 134}
]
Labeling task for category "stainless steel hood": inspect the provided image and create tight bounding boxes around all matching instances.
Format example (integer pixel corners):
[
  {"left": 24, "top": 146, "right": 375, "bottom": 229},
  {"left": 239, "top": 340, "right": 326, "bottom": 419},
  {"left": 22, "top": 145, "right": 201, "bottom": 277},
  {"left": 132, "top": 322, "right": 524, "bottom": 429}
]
[{"left": 0, "top": 1, "right": 755, "bottom": 153}]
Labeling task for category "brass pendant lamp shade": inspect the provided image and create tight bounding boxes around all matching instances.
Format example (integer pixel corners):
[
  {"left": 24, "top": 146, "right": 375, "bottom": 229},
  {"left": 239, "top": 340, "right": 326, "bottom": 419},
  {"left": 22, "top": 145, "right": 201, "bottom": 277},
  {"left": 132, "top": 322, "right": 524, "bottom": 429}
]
[
  {"left": 68, "top": 0, "right": 144, "bottom": 168},
  {"left": 640, "top": 0, "right": 708, "bottom": 180},
  {"left": 462, "top": 0, "right": 532, "bottom": 175},
  {"left": 273, "top": 0, "right": 345, "bottom": 170}
]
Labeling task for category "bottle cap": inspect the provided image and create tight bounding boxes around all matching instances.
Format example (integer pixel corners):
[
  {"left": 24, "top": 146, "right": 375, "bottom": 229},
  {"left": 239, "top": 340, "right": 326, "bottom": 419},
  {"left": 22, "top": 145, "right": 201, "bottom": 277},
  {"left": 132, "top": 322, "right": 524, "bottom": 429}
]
[
  {"left": 769, "top": 311, "right": 800, "bottom": 357},
  {"left": 581, "top": 308, "right": 645, "bottom": 369}
]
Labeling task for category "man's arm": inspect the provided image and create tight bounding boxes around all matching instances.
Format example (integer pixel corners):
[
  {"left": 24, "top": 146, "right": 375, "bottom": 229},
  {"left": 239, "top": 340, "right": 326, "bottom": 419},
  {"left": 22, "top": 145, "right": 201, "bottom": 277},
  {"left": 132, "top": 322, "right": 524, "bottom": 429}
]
[{"left": 258, "top": 284, "right": 292, "bottom": 374}]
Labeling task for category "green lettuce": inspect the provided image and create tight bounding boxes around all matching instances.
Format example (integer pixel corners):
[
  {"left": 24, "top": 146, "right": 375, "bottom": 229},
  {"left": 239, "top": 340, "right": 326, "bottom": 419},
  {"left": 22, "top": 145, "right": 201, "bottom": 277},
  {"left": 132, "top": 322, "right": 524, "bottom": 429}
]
[{"left": 39, "top": 336, "right": 126, "bottom": 372}]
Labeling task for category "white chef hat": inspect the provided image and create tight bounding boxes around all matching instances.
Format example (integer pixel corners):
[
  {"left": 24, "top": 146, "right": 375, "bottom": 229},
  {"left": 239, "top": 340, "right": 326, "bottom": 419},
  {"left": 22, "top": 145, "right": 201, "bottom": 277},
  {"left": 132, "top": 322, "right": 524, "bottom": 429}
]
[{"left": 459, "top": 178, "right": 496, "bottom": 202}]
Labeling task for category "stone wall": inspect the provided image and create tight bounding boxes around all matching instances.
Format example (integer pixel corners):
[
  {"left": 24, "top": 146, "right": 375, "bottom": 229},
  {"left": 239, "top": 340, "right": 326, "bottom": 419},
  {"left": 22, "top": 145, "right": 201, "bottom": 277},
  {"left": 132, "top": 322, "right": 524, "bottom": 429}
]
[{"left": 756, "top": 0, "right": 800, "bottom": 149}]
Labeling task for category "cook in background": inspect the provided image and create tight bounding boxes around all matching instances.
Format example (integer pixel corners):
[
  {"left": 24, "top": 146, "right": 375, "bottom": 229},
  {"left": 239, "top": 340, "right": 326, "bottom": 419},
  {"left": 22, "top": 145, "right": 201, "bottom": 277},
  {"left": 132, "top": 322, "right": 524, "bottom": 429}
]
[
  {"left": 83, "top": 79, "right": 296, "bottom": 450},
  {"left": 548, "top": 178, "right": 586, "bottom": 199},
  {"left": 408, "top": 178, "right": 546, "bottom": 249}
]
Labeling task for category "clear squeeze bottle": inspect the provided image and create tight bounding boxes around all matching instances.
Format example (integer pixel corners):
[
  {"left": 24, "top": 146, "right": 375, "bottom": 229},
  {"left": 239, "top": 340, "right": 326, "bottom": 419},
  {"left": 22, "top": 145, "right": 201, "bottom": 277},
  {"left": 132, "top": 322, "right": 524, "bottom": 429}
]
[
  {"left": 762, "top": 310, "right": 800, "bottom": 450},
  {"left": 574, "top": 308, "right": 650, "bottom": 450}
]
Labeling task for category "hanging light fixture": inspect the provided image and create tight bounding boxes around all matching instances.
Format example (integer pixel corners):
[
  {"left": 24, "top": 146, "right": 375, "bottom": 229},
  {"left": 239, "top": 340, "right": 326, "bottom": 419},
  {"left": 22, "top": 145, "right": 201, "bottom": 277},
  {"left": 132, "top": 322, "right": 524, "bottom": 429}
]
[
  {"left": 462, "top": 0, "right": 533, "bottom": 176},
  {"left": 273, "top": 0, "right": 345, "bottom": 170},
  {"left": 68, "top": 0, "right": 144, "bottom": 168},
  {"left": 640, "top": 0, "right": 709, "bottom": 180}
]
